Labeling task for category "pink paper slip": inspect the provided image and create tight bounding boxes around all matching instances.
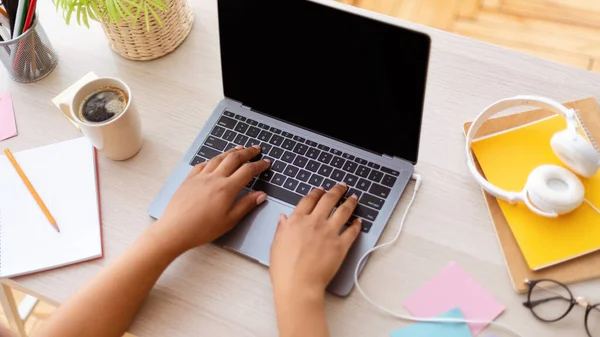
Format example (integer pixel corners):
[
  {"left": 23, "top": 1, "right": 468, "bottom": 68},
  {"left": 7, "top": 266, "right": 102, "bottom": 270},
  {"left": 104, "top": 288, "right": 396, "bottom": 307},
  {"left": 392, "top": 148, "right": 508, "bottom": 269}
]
[
  {"left": 403, "top": 262, "right": 505, "bottom": 336},
  {"left": 0, "top": 93, "right": 17, "bottom": 141}
]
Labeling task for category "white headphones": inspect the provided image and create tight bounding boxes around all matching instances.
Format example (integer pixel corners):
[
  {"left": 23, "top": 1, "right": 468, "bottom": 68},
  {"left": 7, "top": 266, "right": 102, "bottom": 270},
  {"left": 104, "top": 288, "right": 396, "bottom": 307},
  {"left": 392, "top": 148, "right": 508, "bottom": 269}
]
[{"left": 466, "top": 95, "right": 600, "bottom": 217}]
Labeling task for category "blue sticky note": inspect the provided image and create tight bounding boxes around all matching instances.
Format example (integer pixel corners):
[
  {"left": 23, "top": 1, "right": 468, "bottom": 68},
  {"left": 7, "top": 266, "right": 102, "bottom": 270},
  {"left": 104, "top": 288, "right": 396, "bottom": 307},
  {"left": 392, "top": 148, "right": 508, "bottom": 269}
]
[{"left": 390, "top": 308, "right": 472, "bottom": 337}]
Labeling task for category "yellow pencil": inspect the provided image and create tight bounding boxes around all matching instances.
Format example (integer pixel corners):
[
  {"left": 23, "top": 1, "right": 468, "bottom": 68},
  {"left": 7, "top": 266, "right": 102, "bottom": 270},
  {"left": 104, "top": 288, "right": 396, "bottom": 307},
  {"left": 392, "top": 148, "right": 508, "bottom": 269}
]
[{"left": 3, "top": 148, "right": 60, "bottom": 233}]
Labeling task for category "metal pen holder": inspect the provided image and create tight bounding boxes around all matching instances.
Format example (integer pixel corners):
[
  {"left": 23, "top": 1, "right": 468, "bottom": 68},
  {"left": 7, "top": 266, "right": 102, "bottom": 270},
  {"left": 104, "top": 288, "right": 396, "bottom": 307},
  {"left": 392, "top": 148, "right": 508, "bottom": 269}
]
[{"left": 0, "top": 16, "right": 58, "bottom": 83}]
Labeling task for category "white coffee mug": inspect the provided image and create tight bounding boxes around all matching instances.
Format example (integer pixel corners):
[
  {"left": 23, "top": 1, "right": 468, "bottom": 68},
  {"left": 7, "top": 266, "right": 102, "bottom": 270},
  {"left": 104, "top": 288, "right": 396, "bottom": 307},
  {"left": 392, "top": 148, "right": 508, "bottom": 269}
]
[{"left": 60, "top": 77, "right": 143, "bottom": 161}]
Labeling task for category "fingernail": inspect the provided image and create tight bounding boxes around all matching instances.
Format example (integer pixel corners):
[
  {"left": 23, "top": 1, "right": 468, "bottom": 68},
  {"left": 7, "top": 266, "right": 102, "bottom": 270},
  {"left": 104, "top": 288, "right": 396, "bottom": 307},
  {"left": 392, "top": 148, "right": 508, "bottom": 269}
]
[
  {"left": 350, "top": 194, "right": 358, "bottom": 199},
  {"left": 317, "top": 186, "right": 325, "bottom": 191},
  {"left": 263, "top": 159, "right": 271, "bottom": 164},
  {"left": 356, "top": 218, "right": 363, "bottom": 223},
  {"left": 253, "top": 144, "right": 261, "bottom": 149},
  {"left": 235, "top": 145, "right": 244, "bottom": 150},
  {"left": 340, "top": 182, "right": 347, "bottom": 188},
  {"left": 256, "top": 193, "right": 267, "bottom": 205}
]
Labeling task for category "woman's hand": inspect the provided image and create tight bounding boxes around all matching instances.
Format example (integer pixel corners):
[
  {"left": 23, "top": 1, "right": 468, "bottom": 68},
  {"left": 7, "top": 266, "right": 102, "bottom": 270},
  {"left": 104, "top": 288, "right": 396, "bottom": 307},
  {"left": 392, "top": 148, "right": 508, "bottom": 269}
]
[
  {"left": 270, "top": 183, "right": 362, "bottom": 298},
  {"left": 269, "top": 183, "right": 362, "bottom": 337},
  {"left": 157, "top": 145, "right": 270, "bottom": 254}
]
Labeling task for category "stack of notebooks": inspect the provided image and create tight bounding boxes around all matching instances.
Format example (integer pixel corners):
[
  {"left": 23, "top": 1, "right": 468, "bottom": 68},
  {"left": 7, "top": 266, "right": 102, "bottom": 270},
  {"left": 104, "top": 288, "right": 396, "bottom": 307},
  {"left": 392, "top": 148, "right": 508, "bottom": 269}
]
[{"left": 464, "top": 97, "right": 600, "bottom": 293}]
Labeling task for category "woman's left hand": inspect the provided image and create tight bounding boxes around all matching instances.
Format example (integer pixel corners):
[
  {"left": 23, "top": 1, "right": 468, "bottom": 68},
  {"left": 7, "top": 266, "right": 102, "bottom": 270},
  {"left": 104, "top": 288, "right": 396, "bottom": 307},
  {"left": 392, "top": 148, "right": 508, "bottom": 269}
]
[{"left": 157, "top": 145, "right": 270, "bottom": 253}]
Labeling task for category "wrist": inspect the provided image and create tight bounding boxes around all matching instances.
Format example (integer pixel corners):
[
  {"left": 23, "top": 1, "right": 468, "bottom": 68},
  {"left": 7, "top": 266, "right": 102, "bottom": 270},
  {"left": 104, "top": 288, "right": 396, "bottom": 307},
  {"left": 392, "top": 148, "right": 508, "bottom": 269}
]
[
  {"left": 144, "top": 218, "right": 191, "bottom": 258},
  {"left": 273, "top": 285, "right": 327, "bottom": 337},
  {"left": 274, "top": 282, "right": 325, "bottom": 309}
]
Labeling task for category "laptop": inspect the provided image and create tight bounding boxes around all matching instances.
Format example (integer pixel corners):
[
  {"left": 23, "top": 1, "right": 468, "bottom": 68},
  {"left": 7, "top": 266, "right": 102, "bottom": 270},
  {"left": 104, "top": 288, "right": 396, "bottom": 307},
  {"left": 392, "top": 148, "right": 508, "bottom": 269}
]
[{"left": 149, "top": 0, "right": 430, "bottom": 297}]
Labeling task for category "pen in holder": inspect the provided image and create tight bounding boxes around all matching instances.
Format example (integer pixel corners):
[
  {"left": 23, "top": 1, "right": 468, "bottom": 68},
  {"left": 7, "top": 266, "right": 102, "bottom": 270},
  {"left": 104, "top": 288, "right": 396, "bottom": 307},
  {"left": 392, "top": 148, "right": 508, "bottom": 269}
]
[{"left": 0, "top": 15, "right": 58, "bottom": 83}]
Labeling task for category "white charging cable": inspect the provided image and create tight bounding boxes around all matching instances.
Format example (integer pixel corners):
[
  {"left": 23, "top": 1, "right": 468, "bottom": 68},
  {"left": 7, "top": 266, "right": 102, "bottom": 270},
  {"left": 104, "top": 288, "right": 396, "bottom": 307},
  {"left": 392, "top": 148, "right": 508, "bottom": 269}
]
[
  {"left": 353, "top": 173, "right": 525, "bottom": 337},
  {"left": 584, "top": 199, "right": 600, "bottom": 214}
]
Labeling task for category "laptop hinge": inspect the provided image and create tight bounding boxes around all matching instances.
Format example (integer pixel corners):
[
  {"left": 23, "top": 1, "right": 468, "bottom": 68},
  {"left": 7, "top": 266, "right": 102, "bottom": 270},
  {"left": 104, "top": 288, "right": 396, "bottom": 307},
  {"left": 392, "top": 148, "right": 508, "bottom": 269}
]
[
  {"left": 383, "top": 154, "right": 394, "bottom": 160},
  {"left": 241, "top": 104, "right": 252, "bottom": 110}
]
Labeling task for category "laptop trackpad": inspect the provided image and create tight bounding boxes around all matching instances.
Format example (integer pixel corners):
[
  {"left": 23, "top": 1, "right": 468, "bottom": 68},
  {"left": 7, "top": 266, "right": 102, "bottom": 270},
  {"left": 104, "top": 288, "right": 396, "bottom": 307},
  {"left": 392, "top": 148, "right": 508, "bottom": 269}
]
[{"left": 215, "top": 191, "right": 294, "bottom": 266}]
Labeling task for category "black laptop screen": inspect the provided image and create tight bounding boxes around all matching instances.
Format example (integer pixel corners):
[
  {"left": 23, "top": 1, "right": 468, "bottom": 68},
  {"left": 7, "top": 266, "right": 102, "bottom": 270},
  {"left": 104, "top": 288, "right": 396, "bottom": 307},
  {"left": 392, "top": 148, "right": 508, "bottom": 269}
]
[{"left": 217, "top": 0, "right": 430, "bottom": 163}]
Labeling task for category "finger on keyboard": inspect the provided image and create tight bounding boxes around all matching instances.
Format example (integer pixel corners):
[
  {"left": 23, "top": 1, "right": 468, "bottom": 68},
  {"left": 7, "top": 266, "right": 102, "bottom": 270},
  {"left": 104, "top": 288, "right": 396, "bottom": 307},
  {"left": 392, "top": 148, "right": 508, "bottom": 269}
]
[
  {"left": 232, "top": 158, "right": 271, "bottom": 188},
  {"left": 331, "top": 193, "right": 358, "bottom": 229},
  {"left": 203, "top": 145, "right": 242, "bottom": 172},
  {"left": 217, "top": 145, "right": 261, "bottom": 176},
  {"left": 294, "top": 185, "right": 325, "bottom": 214},
  {"left": 314, "top": 183, "right": 347, "bottom": 217}
]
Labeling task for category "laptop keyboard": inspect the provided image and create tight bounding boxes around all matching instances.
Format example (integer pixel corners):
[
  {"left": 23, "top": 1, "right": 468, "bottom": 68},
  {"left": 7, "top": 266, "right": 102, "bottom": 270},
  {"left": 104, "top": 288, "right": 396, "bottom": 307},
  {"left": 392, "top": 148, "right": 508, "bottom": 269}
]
[{"left": 189, "top": 111, "right": 400, "bottom": 233}]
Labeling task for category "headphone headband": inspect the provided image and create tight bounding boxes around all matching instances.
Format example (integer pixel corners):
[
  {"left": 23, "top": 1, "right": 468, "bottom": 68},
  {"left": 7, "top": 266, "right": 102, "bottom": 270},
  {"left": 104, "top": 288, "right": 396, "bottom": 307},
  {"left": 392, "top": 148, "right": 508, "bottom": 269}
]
[{"left": 465, "top": 95, "right": 579, "bottom": 205}]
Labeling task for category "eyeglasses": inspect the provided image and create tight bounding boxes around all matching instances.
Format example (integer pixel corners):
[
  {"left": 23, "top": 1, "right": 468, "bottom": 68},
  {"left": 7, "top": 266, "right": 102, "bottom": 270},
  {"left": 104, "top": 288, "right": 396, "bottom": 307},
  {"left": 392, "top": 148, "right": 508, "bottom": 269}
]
[{"left": 523, "top": 279, "right": 600, "bottom": 336}]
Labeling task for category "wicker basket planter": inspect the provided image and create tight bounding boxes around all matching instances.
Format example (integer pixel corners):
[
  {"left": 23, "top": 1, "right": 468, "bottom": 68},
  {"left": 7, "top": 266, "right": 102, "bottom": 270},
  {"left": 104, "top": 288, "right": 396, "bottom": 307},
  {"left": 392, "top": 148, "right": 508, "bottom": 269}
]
[{"left": 100, "top": 0, "right": 194, "bottom": 61}]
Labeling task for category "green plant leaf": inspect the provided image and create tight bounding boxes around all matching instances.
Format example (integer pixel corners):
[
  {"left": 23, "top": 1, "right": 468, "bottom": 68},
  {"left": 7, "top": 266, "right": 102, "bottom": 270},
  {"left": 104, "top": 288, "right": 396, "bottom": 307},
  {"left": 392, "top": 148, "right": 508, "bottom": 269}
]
[
  {"left": 146, "top": 4, "right": 162, "bottom": 27},
  {"left": 120, "top": 0, "right": 141, "bottom": 9},
  {"left": 105, "top": 0, "right": 117, "bottom": 23},
  {"left": 65, "top": 6, "right": 74, "bottom": 24},
  {"left": 132, "top": 3, "right": 142, "bottom": 24},
  {"left": 143, "top": 2, "right": 150, "bottom": 31},
  {"left": 87, "top": 4, "right": 98, "bottom": 21},
  {"left": 103, "top": 0, "right": 112, "bottom": 21},
  {"left": 76, "top": 4, "right": 82, "bottom": 25},
  {"left": 81, "top": 6, "right": 90, "bottom": 27},
  {"left": 144, "top": 0, "right": 168, "bottom": 11},
  {"left": 89, "top": 1, "right": 103, "bottom": 22},
  {"left": 113, "top": 0, "right": 128, "bottom": 22},
  {"left": 107, "top": 0, "right": 117, "bottom": 19},
  {"left": 116, "top": 0, "right": 135, "bottom": 21},
  {"left": 54, "top": 0, "right": 170, "bottom": 28}
]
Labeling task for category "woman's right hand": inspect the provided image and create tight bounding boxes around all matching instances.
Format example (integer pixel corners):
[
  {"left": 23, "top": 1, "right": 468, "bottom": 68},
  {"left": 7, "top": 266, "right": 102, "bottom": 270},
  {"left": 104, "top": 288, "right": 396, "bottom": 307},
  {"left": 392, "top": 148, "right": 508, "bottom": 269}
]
[{"left": 269, "top": 183, "right": 362, "bottom": 299}]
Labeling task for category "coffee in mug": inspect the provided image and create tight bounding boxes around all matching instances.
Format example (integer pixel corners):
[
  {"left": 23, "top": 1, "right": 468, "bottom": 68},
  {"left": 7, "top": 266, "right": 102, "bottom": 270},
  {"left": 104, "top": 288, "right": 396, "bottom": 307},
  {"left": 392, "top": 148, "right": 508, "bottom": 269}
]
[
  {"left": 60, "top": 77, "right": 143, "bottom": 161},
  {"left": 78, "top": 86, "right": 128, "bottom": 123}
]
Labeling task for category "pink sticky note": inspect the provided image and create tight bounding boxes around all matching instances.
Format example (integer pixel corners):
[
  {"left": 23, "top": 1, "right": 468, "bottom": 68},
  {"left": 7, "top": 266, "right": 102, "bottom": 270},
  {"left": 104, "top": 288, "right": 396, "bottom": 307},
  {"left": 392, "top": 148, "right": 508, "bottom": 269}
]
[
  {"left": 403, "top": 262, "right": 505, "bottom": 336},
  {"left": 0, "top": 93, "right": 17, "bottom": 141}
]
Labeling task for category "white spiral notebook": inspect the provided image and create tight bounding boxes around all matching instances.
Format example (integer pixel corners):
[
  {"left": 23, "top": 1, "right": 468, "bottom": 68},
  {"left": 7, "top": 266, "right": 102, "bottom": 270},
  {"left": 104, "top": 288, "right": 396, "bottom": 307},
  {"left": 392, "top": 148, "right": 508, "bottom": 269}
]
[{"left": 0, "top": 137, "right": 102, "bottom": 278}]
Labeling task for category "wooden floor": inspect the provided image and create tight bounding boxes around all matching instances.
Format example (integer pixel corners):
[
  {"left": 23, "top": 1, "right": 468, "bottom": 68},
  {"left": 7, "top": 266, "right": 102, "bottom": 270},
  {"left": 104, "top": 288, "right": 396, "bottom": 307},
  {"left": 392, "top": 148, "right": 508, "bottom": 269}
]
[
  {"left": 0, "top": 289, "right": 136, "bottom": 336},
  {"left": 346, "top": 0, "right": 600, "bottom": 73},
  {"left": 2, "top": 0, "right": 600, "bottom": 336},
  {"left": 0, "top": 290, "right": 54, "bottom": 336}
]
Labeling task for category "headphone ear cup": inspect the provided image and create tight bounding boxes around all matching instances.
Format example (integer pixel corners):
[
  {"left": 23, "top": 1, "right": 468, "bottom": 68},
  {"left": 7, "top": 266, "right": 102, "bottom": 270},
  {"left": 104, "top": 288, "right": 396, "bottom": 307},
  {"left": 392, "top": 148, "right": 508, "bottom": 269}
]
[
  {"left": 525, "top": 165, "right": 584, "bottom": 215},
  {"left": 551, "top": 130, "right": 600, "bottom": 178}
]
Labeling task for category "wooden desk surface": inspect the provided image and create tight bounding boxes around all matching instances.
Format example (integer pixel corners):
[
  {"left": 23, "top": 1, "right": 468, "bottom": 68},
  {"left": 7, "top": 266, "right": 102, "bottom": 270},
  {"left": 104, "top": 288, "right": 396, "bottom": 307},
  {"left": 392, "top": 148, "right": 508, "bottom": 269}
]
[{"left": 3, "top": 0, "right": 600, "bottom": 336}]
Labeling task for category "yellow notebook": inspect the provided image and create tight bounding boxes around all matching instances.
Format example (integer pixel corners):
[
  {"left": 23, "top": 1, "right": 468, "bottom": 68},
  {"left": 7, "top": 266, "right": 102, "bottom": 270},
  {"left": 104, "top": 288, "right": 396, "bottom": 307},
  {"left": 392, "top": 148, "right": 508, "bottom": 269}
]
[{"left": 471, "top": 114, "right": 600, "bottom": 270}]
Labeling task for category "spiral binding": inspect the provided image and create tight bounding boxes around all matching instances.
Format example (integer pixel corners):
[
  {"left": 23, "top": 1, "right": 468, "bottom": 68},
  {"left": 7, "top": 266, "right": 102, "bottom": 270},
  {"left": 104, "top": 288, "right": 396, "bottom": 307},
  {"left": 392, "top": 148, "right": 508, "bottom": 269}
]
[{"left": 574, "top": 108, "right": 599, "bottom": 151}]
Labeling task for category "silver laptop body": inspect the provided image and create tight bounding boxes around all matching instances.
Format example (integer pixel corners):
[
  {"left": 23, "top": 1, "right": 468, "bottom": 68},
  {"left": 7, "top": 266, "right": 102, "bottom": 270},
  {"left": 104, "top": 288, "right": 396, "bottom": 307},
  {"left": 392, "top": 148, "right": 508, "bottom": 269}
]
[{"left": 149, "top": 0, "right": 428, "bottom": 296}]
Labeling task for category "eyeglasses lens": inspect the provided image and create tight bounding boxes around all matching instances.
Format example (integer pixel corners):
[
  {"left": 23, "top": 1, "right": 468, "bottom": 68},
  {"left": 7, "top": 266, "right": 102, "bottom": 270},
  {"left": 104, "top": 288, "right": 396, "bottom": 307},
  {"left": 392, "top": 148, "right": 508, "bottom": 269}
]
[
  {"left": 530, "top": 280, "right": 573, "bottom": 321},
  {"left": 586, "top": 304, "right": 600, "bottom": 337}
]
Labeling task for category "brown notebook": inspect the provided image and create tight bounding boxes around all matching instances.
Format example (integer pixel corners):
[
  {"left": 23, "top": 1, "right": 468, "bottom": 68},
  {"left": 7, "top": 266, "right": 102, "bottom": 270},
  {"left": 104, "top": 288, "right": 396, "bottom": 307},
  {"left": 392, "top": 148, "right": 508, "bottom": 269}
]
[{"left": 463, "top": 97, "right": 600, "bottom": 293}]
